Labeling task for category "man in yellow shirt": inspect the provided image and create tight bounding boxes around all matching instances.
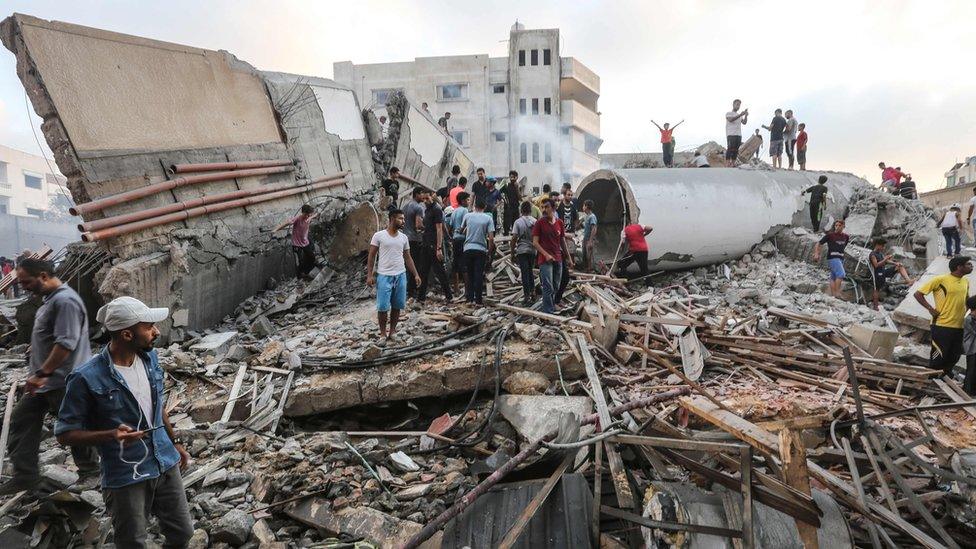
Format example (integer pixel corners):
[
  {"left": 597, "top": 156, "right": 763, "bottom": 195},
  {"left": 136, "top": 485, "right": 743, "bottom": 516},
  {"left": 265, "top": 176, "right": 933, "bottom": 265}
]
[{"left": 914, "top": 256, "right": 973, "bottom": 375}]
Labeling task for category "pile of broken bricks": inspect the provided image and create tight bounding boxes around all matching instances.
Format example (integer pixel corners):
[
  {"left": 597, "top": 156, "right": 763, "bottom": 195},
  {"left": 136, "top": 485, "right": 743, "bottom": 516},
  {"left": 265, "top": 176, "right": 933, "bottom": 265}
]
[{"left": 2, "top": 214, "right": 976, "bottom": 547}]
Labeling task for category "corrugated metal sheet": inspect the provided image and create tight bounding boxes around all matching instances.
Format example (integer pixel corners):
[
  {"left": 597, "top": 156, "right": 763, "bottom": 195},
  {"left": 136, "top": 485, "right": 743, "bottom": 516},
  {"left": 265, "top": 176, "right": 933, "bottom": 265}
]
[{"left": 441, "top": 473, "right": 593, "bottom": 549}]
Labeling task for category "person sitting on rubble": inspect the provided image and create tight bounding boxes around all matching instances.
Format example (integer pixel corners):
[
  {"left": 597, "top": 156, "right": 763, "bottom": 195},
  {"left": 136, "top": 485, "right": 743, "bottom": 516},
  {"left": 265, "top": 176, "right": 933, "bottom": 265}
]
[
  {"left": 812, "top": 219, "right": 849, "bottom": 298},
  {"left": 963, "top": 295, "right": 976, "bottom": 396},
  {"left": 367, "top": 210, "right": 422, "bottom": 340},
  {"left": 438, "top": 112, "right": 451, "bottom": 134},
  {"left": 273, "top": 204, "right": 319, "bottom": 281},
  {"left": 56, "top": 297, "right": 194, "bottom": 548},
  {"left": 914, "top": 255, "right": 972, "bottom": 377},
  {"left": 693, "top": 150, "right": 710, "bottom": 168},
  {"left": 869, "top": 238, "right": 915, "bottom": 310},
  {"left": 938, "top": 205, "right": 963, "bottom": 258}
]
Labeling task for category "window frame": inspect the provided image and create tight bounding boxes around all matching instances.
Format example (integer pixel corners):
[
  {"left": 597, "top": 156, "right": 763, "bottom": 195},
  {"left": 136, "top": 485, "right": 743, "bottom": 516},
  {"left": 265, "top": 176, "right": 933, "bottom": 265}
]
[
  {"left": 544, "top": 98, "right": 551, "bottom": 115},
  {"left": 545, "top": 142, "right": 552, "bottom": 163},
  {"left": 492, "top": 84, "right": 506, "bottom": 94},
  {"left": 23, "top": 172, "right": 43, "bottom": 191},
  {"left": 26, "top": 207, "right": 45, "bottom": 217},
  {"left": 543, "top": 49, "right": 552, "bottom": 66},
  {"left": 0, "top": 161, "right": 8, "bottom": 188},
  {"left": 493, "top": 132, "right": 507, "bottom": 142},
  {"left": 530, "top": 49, "right": 539, "bottom": 66},
  {"left": 532, "top": 143, "right": 540, "bottom": 163},
  {"left": 450, "top": 129, "right": 470, "bottom": 147},
  {"left": 520, "top": 143, "right": 528, "bottom": 163},
  {"left": 531, "top": 98, "right": 539, "bottom": 115},
  {"left": 519, "top": 98, "right": 527, "bottom": 115},
  {"left": 518, "top": 50, "right": 526, "bottom": 66},
  {"left": 436, "top": 83, "right": 469, "bottom": 102}
]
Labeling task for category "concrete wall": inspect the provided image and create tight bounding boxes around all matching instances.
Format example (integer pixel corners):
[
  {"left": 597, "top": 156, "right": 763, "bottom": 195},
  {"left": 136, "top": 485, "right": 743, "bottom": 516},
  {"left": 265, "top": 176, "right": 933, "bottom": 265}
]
[
  {"left": 0, "top": 212, "right": 76, "bottom": 257},
  {"left": 1, "top": 14, "right": 379, "bottom": 337},
  {"left": 920, "top": 180, "right": 976, "bottom": 211}
]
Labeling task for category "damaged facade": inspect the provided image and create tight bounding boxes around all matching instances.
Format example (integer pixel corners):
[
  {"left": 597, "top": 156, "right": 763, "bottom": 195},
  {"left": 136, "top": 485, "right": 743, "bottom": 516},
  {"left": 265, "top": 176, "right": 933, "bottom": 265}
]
[{"left": 1, "top": 11, "right": 976, "bottom": 549}]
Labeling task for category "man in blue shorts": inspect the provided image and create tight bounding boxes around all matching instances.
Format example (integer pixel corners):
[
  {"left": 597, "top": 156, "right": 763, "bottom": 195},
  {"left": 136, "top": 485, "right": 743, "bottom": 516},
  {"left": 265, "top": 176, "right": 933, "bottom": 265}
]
[
  {"left": 367, "top": 210, "right": 422, "bottom": 340},
  {"left": 813, "top": 219, "right": 849, "bottom": 298}
]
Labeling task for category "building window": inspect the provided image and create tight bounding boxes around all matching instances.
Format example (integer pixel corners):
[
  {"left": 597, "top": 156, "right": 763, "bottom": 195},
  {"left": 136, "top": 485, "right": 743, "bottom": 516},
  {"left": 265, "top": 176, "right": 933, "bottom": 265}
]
[
  {"left": 519, "top": 98, "right": 526, "bottom": 115},
  {"left": 520, "top": 143, "right": 527, "bottom": 163},
  {"left": 543, "top": 49, "right": 552, "bottom": 66},
  {"left": 532, "top": 143, "right": 540, "bottom": 163},
  {"left": 493, "top": 84, "right": 505, "bottom": 94},
  {"left": 561, "top": 127, "right": 570, "bottom": 135},
  {"left": 450, "top": 130, "right": 469, "bottom": 147},
  {"left": 0, "top": 162, "right": 7, "bottom": 188},
  {"left": 493, "top": 132, "right": 507, "bottom": 142},
  {"left": 24, "top": 173, "right": 43, "bottom": 190},
  {"left": 530, "top": 49, "right": 538, "bottom": 66},
  {"left": 372, "top": 88, "right": 401, "bottom": 106},
  {"left": 26, "top": 207, "right": 44, "bottom": 217},
  {"left": 545, "top": 142, "right": 552, "bottom": 163},
  {"left": 584, "top": 134, "right": 601, "bottom": 155},
  {"left": 0, "top": 197, "right": 8, "bottom": 214},
  {"left": 518, "top": 50, "right": 525, "bottom": 66},
  {"left": 437, "top": 83, "right": 469, "bottom": 101},
  {"left": 532, "top": 98, "right": 539, "bottom": 115},
  {"left": 544, "top": 98, "right": 551, "bottom": 115}
]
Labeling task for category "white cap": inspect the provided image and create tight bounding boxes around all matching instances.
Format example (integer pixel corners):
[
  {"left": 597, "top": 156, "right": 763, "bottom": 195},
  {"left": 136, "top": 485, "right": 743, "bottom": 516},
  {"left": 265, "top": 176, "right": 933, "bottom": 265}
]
[{"left": 96, "top": 297, "right": 169, "bottom": 331}]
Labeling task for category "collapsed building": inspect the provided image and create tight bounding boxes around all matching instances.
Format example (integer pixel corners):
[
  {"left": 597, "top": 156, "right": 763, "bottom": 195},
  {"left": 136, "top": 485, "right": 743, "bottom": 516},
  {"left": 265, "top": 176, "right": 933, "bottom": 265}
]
[{"left": 1, "top": 12, "right": 975, "bottom": 549}]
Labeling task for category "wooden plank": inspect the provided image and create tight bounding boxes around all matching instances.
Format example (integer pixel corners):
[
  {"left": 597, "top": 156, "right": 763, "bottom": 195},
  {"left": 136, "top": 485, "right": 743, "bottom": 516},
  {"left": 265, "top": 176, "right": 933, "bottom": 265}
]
[
  {"left": 497, "top": 452, "right": 576, "bottom": 549},
  {"left": 600, "top": 505, "right": 742, "bottom": 539},
  {"left": 591, "top": 441, "right": 603, "bottom": 547},
  {"left": 778, "top": 429, "right": 819, "bottom": 549},
  {"left": 841, "top": 437, "right": 883, "bottom": 549},
  {"left": 270, "top": 371, "right": 294, "bottom": 434},
  {"left": 0, "top": 375, "right": 21, "bottom": 477},
  {"left": 740, "top": 446, "right": 755, "bottom": 549},
  {"left": 576, "top": 335, "right": 634, "bottom": 512},
  {"left": 678, "top": 396, "right": 779, "bottom": 453},
  {"left": 933, "top": 378, "right": 976, "bottom": 420},
  {"left": 220, "top": 364, "right": 248, "bottom": 423},
  {"left": 495, "top": 303, "right": 593, "bottom": 329}
]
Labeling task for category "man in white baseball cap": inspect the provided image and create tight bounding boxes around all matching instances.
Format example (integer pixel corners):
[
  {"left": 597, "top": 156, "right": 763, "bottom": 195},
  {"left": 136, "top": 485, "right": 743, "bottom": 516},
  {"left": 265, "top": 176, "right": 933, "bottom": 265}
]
[{"left": 56, "top": 297, "right": 193, "bottom": 548}]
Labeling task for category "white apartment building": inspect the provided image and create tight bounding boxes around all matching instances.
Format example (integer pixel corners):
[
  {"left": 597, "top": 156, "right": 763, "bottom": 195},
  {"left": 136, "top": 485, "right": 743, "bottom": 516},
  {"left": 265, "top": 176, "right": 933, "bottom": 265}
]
[
  {"left": 946, "top": 156, "right": 976, "bottom": 187},
  {"left": 333, "top": 23, "right": 601, "bottom": 191},
  {"left": 0, "top": 143, "right": 69, "bottom": 217}
]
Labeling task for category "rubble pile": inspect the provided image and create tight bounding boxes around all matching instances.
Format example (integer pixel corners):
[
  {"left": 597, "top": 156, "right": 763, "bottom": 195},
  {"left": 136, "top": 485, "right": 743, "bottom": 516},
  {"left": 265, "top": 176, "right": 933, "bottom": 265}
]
[{"left": 2, "top": 207, "right": 976, "bottom": 548}]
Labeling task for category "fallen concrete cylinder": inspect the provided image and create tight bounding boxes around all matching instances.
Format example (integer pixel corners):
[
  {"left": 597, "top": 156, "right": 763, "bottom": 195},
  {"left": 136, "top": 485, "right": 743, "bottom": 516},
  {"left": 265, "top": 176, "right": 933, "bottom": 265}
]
[
  {"left": 81, "top": 178, "right": 347, "bottom": 242},
  {"left": 79, "top": 171, "right": 350, "bottom": 232},
  {"left": 641, "top": 481, "right": 853, "bottom": 548},
  {"left": 70, "top": 165, "right": 296, "bottom": 216},
  {"left": 169, "top": 158, "right": 293, "bottom": 174},
  {"left": 576, "top": 168, "right": 866, "bottom": 271}
]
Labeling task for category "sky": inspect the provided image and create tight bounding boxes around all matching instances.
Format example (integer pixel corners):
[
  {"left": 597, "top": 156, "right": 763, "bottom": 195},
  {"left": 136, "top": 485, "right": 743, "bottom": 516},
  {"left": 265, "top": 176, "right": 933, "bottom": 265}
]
[{"left": 0, "top": 0, "right": 973, "bottom": 191}]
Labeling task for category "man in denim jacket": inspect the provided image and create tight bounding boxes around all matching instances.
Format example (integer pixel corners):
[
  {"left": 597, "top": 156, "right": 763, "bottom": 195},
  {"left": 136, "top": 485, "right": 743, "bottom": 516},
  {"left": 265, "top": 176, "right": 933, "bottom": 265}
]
[{"left": 56, "top": 297, "right": 193, "bottom": 548}]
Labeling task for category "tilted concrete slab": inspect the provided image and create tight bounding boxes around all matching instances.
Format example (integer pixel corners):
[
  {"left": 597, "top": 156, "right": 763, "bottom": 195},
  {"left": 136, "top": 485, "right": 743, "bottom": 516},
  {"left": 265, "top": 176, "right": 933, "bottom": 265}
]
[{"left": 893, "top": 256, "right": 976, "bottom": 330}]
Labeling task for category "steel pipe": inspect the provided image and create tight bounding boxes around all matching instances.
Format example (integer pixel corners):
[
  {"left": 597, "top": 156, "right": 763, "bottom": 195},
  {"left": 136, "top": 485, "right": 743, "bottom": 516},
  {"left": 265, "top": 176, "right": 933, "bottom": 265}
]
[
  {"left": 79, "top": 171, "right": 349, "bottom": 232},
  {"left": 169, "top": 159, "right": 293, "bottom": 174},
  {"left": 70, "top": 165, "right": 296, "bottom": 217},
  {"left": 81, "top": 178, "right": 347, "bottom": 242}
]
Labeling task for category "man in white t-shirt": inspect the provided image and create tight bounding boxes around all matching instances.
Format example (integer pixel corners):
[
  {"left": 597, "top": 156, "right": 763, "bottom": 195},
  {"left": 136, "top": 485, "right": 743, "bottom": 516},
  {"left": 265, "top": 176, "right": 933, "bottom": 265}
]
[
  {"left": 725, "top": 99, "right": 749, "bottom": 167},
  {"left": 966, "top": 188, "right": 976, "bottom": 238},
  {"left": 367, "top": 209, "right": 422, "bottom": 340}
]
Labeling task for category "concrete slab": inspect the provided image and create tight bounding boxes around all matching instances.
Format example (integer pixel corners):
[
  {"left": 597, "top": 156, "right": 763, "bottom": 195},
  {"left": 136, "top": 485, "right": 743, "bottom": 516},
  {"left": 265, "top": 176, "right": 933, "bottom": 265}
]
[
  {"left": 847, "top": 324, "right": 899, "bottom": 360},
  {"left": 497, "top": 395, "right": 593, "bottom": 443},
  {"left": 285, "top": 500, "right": 441, "bottom": 549},
  {"left": 189, "top": 332, "right": 238, "bottom": 356},
  {"left": 893, "top": 256, "right": 976, "bottom": 330}
]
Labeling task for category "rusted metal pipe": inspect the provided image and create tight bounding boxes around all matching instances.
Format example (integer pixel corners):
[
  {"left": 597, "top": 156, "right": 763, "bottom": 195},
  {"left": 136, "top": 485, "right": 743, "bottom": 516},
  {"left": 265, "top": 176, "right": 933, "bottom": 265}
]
[
  {"left": 168, "top": 159, "right": 293, "bottom": 174},
  {"left": 80, "top": 178, "right": 347, "bottom": 243},
  {"left": 79, "top": 171, "right": 350, "bottom": 232},
  {"left": 70, "top": 165, "right": 296, "bottom": 217},
  {"left": 400, "top": 387, "right": 690, "bottom": 549}
]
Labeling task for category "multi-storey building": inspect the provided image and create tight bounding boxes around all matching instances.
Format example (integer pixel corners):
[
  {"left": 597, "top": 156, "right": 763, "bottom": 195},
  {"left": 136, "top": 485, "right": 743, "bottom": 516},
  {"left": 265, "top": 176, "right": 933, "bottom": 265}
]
[
  {"left": 945, "top": 156, "right": 976, "bottom": 188},
  {"left": 333, "top": 23, "right": 601, "bottom": 192},
  {"left": 0, "top": 144, "right": 69, "bottom": 217}
]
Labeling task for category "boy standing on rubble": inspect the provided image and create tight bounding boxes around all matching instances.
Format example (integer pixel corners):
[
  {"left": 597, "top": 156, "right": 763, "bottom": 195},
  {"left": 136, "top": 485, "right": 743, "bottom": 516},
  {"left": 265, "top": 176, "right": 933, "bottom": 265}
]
[
  {"left": 762, "top": 108, "right": 788, "bottom": 169},
  {"left": 796, "top": 123, "right": 808, "bottom": 171},
  {"left": 368, "top": 210, "right": 422, "bottom": 339},
  {"left": 273, "top": 204, "right": 319, "bottom": 280},
  {"left": 460, "top": 199, "right": 495, "bottom": 305},
  {"left": 914, "top": 256, "right": 972, "bottom": 377},
  {"left": 417, "top": 193, "right": 452, "bottom": 303},
  {"left": 502, "top": 170, "right": 521, "bottom": 235},
  {"left": 448, "top": 192, "right": 470, "bottom": 297},
  {"left": 403, "top": 187, "right": 427, "bottom": 297},
  {"left": 511, "top": 201, "right": 537, "bottom": 305},
  {"left": 812, "top": 219, "right": 849, "bottom": 298},
  {"left": 801, "top": 175, "right": 829, "bottom": 232},
  {"left": 56, "top": 297, "right": 193, "bottom": 548},
  {"left": 581, "top": 200, "right": 598, "bottom": 271},
  {"left": 533, "top": 199, "right": 571, "bottom": 313}
]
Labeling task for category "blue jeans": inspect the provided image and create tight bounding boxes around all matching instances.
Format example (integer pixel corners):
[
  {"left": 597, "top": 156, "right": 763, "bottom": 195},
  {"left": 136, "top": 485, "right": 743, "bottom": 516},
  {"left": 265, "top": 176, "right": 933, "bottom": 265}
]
[
  {"left": 539, "top": 260, "right": 562, "bottom": 314},
  {"left": 943, "top": 227, "right": 961, "bottom": 256},
  {"left": 463, "top": 250, "right": 488, "bottom": 304}
]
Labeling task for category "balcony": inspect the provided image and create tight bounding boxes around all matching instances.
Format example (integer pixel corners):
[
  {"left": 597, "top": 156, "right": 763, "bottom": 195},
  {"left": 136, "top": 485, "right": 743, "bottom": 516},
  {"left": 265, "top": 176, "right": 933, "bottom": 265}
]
[
  {"left": 561, "top": 100, "right": 600, "bottom": 137},
  {"left": 560, "top": 57, "right": 599, "bottom": 111}
]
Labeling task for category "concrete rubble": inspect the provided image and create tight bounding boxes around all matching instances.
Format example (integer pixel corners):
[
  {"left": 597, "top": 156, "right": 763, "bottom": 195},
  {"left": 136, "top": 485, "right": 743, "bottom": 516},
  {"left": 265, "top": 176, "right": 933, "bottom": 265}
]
[{"left": 0, "top": 12, "right": 974, "bottom": 549}]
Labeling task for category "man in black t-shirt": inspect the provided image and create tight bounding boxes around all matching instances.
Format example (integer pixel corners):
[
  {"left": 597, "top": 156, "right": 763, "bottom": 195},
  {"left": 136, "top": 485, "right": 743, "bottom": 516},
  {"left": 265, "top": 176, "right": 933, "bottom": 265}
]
[
  {"left": 416, "top": 193, "right": 452, "bottom": 302},
  {"left": 381, "top": 167, "right": 401, "bottom": 212},
  {"left": 471, "top": 167, "right": 488, "bottom": 206},
  {"left": 801, "top": 175, "right": 829, "bottom": 232},
  {"left": 762, "top": 109, "right": 788, "bottom": 169}
]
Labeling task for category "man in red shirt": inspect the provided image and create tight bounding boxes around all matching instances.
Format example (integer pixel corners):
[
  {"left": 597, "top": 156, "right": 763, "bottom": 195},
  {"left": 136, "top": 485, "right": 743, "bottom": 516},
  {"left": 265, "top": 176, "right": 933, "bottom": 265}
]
[
  {"left": 878, "top": 162, "right": 904, "bottom": 193},
  {"left": 652, "top": 119, "right": 684, "bottom": 168},
  {"left": 615, "top": 223, "right": 654, "bottom": 283},
  {"left": 532, "top": 199, "right": 572, "bottom": 313},
  {"left": 795, "top": 123, "right": 808, "bottom": 171}
]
